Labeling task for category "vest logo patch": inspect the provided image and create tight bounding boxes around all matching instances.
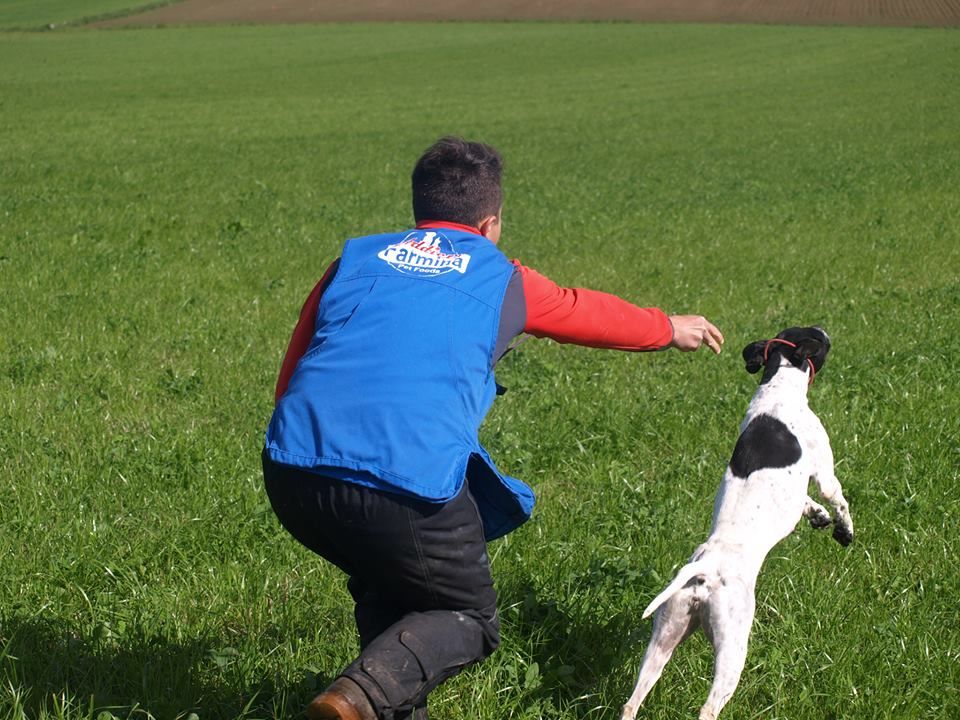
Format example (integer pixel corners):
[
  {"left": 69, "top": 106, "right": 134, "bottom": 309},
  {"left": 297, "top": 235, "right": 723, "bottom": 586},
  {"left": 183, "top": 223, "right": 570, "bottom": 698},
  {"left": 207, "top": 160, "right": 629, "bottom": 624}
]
[{"left": 378, "top": 231, "right": 471, "bottom": 276}]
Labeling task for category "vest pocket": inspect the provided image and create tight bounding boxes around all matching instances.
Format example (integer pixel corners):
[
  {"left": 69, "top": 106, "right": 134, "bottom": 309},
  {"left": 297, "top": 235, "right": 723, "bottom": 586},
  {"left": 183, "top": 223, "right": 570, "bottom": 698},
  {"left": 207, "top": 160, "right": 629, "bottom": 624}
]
[{"left": 300, "top": 277, "right": 380, "bottom": 361}]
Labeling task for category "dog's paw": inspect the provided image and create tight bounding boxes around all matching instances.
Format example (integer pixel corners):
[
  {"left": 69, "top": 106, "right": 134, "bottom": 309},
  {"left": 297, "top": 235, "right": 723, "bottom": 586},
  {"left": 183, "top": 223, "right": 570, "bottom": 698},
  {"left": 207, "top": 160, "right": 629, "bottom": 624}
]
[
  {"left": 808, "top": 509, "right": 832, "bottom": 530},
  {"left": 832, "top": 523, "right": 854, "bottom": 546}
]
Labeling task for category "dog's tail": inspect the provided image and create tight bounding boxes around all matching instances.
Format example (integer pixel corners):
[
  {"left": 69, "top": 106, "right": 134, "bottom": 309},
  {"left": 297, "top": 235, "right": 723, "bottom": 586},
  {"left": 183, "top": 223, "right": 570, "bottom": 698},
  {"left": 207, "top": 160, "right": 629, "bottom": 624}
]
[{"left": 642, "top": 558, "right": 716, "bottom": 619}]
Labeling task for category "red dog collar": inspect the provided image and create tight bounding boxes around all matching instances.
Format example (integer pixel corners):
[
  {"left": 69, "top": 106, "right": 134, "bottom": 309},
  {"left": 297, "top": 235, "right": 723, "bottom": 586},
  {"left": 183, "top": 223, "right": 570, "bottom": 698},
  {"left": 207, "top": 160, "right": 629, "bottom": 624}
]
[{"left": 763, "top": 338, "right": 816, "bottom": 386}]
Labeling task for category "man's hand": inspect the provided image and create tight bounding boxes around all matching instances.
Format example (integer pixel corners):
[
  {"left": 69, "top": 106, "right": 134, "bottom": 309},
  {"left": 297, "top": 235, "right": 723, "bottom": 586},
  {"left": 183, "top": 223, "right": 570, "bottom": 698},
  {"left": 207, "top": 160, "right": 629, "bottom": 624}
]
[{"left": 668, "top": 315, "right": 724, "bottom": 354}]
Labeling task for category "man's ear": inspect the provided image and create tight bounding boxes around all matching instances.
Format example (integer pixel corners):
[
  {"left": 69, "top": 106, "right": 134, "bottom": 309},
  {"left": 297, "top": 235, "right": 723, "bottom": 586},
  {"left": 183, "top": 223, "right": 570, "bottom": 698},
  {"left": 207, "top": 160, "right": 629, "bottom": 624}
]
[
  {"left": 477, "top": 213, "right": 501, "bottom": 243},
  {"left": 742, "top": 340, "right": 767, "bottom": 374}
]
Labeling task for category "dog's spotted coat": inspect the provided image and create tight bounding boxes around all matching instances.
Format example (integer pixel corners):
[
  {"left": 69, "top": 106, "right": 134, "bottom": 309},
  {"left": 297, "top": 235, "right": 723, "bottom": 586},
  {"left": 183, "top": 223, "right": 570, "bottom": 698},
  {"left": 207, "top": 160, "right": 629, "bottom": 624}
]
[{"left": 621, "top": 327, "right": 854, "bottom": 720}]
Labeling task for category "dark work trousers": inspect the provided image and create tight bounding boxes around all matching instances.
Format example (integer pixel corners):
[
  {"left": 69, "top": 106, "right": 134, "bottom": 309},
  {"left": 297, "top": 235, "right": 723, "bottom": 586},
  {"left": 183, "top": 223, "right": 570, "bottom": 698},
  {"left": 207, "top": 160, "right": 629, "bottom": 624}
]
[{"left": 262, "top": 449, "right": 500, "bottom": 720}]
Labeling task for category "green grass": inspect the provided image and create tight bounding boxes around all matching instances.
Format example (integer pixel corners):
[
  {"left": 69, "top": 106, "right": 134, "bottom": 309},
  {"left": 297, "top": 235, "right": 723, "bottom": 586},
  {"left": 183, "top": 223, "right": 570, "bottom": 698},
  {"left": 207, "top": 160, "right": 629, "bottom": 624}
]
[
  {"left": 1, "top": 19, "right": 959, "bottom": 720},
  {"left": 0, "top": 0, "right": 174, "bottom": 30}
]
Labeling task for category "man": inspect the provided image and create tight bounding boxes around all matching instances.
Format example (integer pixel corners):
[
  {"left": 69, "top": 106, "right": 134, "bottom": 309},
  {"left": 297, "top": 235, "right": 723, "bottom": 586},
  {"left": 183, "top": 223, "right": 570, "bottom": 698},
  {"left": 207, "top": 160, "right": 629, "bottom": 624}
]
[{"left": 262, "top": 137, "right": 723, "bottom": 720}]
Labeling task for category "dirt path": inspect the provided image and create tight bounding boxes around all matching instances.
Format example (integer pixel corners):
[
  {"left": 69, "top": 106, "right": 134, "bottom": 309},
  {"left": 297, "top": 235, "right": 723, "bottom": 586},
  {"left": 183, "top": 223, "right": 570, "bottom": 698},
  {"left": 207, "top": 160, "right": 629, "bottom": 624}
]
[{"left": 95, "top": 0, "right": 960, "bottom": 28}]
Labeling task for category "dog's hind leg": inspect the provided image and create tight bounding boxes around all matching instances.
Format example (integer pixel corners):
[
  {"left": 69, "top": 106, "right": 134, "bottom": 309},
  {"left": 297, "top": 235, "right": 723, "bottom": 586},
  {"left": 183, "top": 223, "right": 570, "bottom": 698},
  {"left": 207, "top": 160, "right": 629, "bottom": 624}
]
[
  {"left": 699, "top": 578, "right": 755, "bottom": 720},
  {"left": 620, "top": 594, "right": 700, "bottom": 720}
]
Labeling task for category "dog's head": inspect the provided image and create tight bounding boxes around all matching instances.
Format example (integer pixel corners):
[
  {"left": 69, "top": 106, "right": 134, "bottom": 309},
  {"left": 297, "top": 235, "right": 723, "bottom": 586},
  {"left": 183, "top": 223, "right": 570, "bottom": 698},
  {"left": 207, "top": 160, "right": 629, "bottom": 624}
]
[{"left": 742, "top": 326, "right": 831, "bottom": 381}]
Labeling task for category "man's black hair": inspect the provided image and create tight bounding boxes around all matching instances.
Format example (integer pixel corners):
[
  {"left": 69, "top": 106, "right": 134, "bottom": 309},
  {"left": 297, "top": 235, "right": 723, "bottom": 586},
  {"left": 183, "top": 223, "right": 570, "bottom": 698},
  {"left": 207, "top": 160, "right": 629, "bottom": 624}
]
[{"left": 412, "top": 137, "right": 502, "bottom": 227}]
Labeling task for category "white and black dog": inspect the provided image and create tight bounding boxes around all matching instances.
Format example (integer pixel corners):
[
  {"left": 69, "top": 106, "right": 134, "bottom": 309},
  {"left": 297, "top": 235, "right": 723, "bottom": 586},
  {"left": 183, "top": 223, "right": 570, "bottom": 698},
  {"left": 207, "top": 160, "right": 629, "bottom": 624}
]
[{"left": 621, "top": 326, "right": 854, "bottom": 720}]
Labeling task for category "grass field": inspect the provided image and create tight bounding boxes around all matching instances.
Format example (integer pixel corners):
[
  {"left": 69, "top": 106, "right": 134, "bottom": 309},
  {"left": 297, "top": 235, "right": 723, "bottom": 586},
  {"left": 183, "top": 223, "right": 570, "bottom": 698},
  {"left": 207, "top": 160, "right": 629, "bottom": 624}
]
[
  {"left": 1, "top": 18, "right": 959, "bottom": 720},
  {"left": 0, "top": 1, "right": 173, "bottom": 29}
]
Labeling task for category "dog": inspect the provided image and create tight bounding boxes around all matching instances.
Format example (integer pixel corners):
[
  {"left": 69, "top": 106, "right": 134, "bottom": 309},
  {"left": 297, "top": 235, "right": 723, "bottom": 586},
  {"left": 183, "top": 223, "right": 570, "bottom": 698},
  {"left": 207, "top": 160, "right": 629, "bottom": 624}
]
[{"left": 620, "top": 326, "right": 854, "bottom": 720}]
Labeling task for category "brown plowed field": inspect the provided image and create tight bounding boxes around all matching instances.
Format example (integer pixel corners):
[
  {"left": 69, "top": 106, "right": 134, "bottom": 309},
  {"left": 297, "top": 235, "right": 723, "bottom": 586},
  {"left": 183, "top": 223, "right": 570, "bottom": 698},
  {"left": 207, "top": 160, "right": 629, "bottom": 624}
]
[{"left": 95, "top": 0, "right": 960, "bottom": 28}]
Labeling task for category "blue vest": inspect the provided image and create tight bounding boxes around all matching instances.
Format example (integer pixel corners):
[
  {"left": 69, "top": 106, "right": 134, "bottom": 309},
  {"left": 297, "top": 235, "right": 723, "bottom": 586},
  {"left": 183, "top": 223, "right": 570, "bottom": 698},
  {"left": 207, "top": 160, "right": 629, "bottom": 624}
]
[{"left": 265, "top": 228, "right": 535, "bottom": 540}]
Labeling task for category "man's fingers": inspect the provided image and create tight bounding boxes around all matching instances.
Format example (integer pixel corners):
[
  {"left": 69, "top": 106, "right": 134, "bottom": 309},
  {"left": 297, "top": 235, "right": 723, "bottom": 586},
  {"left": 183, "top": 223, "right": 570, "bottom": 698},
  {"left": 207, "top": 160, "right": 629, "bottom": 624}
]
[
  {"left": 667, "top": 314, "right": 724, "bottom": 353},
  {"left": 704, "top": 321, "right": 724, "bottom": 354}
]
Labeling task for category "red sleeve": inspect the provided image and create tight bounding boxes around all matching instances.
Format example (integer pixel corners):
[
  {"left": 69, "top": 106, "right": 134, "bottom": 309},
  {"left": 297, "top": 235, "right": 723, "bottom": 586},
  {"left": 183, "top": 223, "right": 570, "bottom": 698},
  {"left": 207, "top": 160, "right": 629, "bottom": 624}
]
[
  {"left": 512, "top": 260, "right": 673, "bottom": 351},
  {"left": 274, "top": 260, "right": 338, "bottom": 403}
]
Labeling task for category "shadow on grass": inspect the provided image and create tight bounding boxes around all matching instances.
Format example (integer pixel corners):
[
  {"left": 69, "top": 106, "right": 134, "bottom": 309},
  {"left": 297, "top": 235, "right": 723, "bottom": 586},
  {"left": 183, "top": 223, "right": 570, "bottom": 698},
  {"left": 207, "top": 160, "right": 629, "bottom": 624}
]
[
  {"left": 497, "top": 574, "right": 650, "bottom": 716},
  {"left": 0, "top": 614, "right": 326, "bottom": 719},
  {"left": 2, "top": 571, "right": 649, "bottom": 718}
]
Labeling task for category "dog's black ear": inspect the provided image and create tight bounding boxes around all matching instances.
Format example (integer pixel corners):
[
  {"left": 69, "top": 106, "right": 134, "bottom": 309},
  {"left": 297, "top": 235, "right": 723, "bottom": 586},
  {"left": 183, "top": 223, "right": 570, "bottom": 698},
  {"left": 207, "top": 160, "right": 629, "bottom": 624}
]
[
  {"left": 774, "top": 326, "right": 831, "bottom": 374},
  {"left": 792, "top": 336, "right": 828, "bottom": 373},
  {"left": 742, "top": 340, "right": 767, "bottom": 374}
]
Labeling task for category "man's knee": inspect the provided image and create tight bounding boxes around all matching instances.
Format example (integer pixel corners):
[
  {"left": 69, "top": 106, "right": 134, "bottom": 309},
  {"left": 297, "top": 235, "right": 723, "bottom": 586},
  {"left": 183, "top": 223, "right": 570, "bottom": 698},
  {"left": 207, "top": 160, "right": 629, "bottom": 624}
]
[
  {"left": 475, "top": 603, "right": 500, "bottom": 659},
  {"left": 343, "top": 607, "right": 499, "bottom": 716}
]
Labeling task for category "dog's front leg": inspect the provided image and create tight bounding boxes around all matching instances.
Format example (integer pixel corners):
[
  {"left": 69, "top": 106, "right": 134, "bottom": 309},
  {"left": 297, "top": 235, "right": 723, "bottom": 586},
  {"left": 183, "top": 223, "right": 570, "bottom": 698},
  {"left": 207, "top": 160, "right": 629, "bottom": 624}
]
[
  {"left": 808, "top": 430, "right": 854, "bottom": 546},
  {"left": 812, "top": 468, "right": 854, "bottom": 545},
  {"left": 803, "top": 497, "right": 833, "bottom": 529},
  {"left": 813, "top": 471, "right": 853, "bottom": 545}
]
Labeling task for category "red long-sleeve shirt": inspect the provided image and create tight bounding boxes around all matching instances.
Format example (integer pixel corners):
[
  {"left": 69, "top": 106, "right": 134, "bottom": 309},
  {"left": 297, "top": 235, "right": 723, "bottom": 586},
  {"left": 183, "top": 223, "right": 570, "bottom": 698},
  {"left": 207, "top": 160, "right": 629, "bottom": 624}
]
[{"left": 274, "top": 225, "right": 673, "bottom": 402}]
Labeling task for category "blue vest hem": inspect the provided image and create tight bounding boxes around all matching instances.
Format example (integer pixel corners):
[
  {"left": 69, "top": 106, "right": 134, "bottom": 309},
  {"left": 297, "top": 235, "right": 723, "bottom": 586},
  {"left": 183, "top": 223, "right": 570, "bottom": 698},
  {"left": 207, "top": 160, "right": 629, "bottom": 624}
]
[
  {"left": 264, "top": 444, "right": 535, "bottom": 541},
  {"left": 264, "top": 445, "right": 466, "bottom": 502}
]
